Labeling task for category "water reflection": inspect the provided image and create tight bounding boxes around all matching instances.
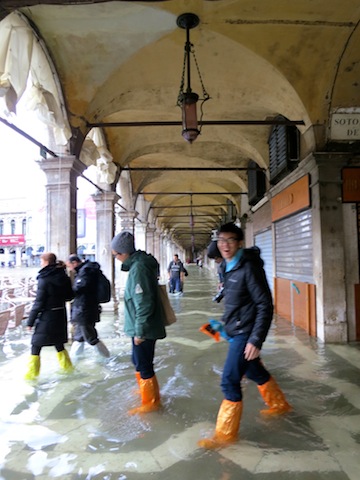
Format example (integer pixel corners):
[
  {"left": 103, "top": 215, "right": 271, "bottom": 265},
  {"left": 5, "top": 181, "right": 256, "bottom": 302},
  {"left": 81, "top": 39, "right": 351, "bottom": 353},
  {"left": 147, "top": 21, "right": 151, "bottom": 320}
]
[{"left": 0, "top": 265, "right": 359, "bottom": 479}]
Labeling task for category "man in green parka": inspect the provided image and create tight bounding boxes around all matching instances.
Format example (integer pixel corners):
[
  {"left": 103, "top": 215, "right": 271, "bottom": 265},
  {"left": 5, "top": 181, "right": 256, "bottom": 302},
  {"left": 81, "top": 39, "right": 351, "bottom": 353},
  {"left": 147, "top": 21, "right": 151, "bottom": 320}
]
[{"left": 111, "top": 231, "right": 166, "bottom": 414}]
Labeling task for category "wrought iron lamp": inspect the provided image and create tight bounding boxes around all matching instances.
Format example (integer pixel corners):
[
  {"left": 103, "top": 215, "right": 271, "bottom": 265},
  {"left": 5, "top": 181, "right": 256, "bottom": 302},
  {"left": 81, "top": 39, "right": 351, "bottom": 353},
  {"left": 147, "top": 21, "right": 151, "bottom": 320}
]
[{"left": 177, "top": 13, "right": 210, "bottom": 143}]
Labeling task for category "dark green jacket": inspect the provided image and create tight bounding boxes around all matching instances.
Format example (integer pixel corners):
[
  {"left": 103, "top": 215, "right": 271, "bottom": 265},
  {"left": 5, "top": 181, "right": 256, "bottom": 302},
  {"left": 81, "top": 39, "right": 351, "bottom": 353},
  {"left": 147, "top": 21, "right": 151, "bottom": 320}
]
[{"left": 121, "top": 250, "right": 166, "bottom": 340}]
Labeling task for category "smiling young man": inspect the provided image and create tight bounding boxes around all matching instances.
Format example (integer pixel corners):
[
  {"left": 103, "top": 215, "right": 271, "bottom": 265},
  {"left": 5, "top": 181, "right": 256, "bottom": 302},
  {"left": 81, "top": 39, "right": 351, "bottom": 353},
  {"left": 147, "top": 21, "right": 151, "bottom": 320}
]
[{"left": 198, "top": 222, "right": 291, "bottom": 450}]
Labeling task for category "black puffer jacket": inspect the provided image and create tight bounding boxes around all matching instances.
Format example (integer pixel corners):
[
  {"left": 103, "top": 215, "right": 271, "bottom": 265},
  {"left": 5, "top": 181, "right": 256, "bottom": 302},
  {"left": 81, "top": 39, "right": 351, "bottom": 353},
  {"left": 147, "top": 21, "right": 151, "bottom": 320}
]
[
  {"left": 221, "top": 247, "right": 273, "bottom": 349},
  {"left": 71, "top": 260, "right": 101, "bottom": 325},
  {"left": 27, "top": 264, "right": 74, "bottom": 346}
]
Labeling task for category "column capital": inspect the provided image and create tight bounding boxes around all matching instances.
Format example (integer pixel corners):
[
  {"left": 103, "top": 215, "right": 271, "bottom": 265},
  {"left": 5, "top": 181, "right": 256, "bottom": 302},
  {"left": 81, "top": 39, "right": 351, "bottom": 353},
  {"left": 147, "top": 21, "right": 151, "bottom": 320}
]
[
  {"left": 37, "top": 155, "right": 87, "bottom": 178},
  {"left": 92, "top": 190, "right": 120, "bottom": 208},
  {"left": 146, "top": 224, "right": 156, "bottom": 234},
  {"left": 117, "top": 210, "right": 138, "bottom": 232}
]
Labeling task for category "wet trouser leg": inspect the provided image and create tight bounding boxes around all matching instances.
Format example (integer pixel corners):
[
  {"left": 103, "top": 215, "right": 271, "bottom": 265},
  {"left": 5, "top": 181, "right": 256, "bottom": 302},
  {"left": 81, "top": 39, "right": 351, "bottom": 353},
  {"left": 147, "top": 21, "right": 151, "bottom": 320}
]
[
  {"left": 31, "top": 343, "right": 65, "bottom": 355},
  {"left": 73, "top": 323, "right": 110, "bottom": 357},
  {"left": 73, "top": 323, "right": 99, "bottom": 346},
  {"left": 221, "top": 333, "right": 270, "bottom": 402},
  {"left": 169, "top": 277, "right": 176, "bottom": 293},
  {"left": 31, "top": 345, "right": 42, "bottom": 355},
  {"left": 175, "top": 277, "right": 181, "bottom": 292},
  {"left": 131, "top": 338, "right": 156, "bottom": 379}
]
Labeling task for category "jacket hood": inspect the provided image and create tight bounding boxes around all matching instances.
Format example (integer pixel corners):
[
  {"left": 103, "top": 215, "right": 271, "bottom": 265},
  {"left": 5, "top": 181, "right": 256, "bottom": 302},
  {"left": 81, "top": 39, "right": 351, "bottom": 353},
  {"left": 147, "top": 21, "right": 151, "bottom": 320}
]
[
  {"left": 241, "top": 246, "right": 264, "bottom": 268},
  {"left": 121, "top": 250, "right": 158, "bottom": 273},
  {"left": 76, "top": 260, "right": 101, "bottom": 273},
  {"left": 37, "top": 264, "right": 69, "bottom": 287}
]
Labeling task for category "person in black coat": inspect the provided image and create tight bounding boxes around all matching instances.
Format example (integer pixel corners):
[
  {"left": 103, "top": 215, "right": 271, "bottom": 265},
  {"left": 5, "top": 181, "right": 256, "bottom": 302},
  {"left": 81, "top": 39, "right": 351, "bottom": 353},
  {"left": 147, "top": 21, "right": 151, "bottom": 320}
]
[
  {"left": 67, "top": 255, "right": 110, "bottom": 358},
  {"left": 199, "top": 223, "right": 291, "bottom": 450},
  {"left": 25, "top": 252, "right": 75, "bottom": 381}
]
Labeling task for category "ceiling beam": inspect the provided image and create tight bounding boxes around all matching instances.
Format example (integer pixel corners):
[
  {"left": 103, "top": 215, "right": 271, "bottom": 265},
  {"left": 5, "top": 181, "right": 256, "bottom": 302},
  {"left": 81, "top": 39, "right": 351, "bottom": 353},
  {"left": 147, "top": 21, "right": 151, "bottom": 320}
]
[
  {"left": 140, "top": 192, "right": 247, "bottom": 195},
  {"left": 123, "top": 167, "right": 261, "bottom": 171},
  {"left": 164, "top": 219, "right": 215, "bottom": 222},
  {"left": 175, "top": 231, "right": 211, "bottom": 234},
  {"left": 88, "top": 119, "right": 305, "bottom": 128},
  {"left": 157, "top": 214, "right": 221, "bottom": 217},
  {"left": 151, "top": 203, "right": 230, "bottom": 209},
  {"left": 0, "top": 116, "right": 58, "bottom": 157}
]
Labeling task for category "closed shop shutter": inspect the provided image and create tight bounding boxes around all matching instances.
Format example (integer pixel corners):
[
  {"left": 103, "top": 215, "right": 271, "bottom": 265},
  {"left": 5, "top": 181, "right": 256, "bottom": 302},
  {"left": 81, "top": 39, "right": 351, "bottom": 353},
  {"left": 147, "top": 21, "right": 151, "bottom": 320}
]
[
  {"left": 275, "top": 209, "right": 313, "bottom": 283},
  {"left": 255, "top": 228, "right": 274, "bottom": 294}
]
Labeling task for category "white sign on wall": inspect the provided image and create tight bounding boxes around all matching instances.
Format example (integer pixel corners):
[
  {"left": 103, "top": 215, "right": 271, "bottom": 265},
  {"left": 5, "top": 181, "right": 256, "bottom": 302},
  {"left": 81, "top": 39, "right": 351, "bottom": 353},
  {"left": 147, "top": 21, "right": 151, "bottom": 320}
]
[{"left": 330, "top": 111, "right": 360, "bottom": 140}]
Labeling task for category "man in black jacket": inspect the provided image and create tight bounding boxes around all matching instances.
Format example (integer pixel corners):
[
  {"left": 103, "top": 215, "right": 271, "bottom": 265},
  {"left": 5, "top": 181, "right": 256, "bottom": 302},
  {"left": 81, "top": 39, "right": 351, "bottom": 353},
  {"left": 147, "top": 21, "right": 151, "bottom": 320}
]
[
  {"left": 67, "top": 255, "right": 110, "bottom": 358},
  {"left": 198, "top": 223, "right": 291, "bottom": 450}
]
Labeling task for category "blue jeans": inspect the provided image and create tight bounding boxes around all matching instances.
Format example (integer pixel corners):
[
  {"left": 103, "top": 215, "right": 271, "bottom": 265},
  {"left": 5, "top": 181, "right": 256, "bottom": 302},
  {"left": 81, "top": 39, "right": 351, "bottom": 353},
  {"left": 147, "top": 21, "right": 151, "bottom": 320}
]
[
  {"left": 131, "top": 338, "right": 156, "bottom": 379},
  {"left": 221, "top": 333, "right": 270, "bottom": 402},
  {"left": 169, "top": 276, "right": 181, "bottom": 293}
]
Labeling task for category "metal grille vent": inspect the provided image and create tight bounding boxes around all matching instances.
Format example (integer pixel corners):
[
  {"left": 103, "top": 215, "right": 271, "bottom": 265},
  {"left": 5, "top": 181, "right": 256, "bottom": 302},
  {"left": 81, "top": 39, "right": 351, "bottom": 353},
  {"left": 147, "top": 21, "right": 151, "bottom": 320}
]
[
  {"left": 268, "top": 116, "right": 299, "bottom": 185},
  {"left": 247, "top": 160, "right": 267, "bottom": 206}
]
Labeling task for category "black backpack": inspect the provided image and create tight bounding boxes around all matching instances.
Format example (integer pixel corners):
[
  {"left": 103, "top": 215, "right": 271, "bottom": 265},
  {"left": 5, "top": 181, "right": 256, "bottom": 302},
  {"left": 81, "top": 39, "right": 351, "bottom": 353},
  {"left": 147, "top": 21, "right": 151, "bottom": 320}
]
[{"left": 97, "top": 269, "right": 111, "bottom": 303}]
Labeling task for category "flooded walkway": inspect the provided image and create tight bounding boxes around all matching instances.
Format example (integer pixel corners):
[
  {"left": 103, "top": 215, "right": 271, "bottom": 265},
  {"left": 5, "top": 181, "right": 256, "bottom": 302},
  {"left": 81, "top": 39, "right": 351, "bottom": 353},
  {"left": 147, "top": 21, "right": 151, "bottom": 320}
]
[{"left": 0, "top": 265, "right": 359, "bottom": 479}]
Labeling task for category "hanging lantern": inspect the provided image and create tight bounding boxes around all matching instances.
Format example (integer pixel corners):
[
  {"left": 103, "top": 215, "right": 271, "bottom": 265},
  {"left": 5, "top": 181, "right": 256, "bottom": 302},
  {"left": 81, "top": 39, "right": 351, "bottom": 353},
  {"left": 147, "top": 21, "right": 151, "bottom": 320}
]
[{"left": 176, "top": 13, "right": 210, "bottom": 144}]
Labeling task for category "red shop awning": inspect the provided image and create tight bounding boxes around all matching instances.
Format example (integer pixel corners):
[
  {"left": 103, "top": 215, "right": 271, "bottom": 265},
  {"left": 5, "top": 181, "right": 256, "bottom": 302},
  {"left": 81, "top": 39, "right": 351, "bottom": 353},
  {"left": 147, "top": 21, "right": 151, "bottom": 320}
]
[{"left": 0, "top": 235, "right": 26, "bottom": 246}]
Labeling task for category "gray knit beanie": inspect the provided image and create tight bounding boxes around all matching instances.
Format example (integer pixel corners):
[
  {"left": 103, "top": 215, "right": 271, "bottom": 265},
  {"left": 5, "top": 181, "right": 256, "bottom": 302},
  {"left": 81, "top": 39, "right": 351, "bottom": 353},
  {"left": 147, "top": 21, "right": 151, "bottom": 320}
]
[{"left": 111, "top": 231, "right": 135, "bottom": 255}]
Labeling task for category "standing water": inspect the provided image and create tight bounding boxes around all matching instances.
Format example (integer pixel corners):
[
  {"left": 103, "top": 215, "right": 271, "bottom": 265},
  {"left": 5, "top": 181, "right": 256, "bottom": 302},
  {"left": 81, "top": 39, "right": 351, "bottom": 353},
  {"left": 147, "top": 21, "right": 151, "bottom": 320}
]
[{"left": 0, "top": 265, "right": 359, "bottom": 479}]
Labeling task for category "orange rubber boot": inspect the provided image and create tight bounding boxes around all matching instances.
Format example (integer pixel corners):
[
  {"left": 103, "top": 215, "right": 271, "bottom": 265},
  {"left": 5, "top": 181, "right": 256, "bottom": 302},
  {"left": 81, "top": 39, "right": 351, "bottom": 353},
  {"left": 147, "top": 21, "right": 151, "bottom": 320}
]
[
  {"left": 257, "top": 377, "right": 292, "bottom": 416},
  {"left": 134, "top": 371, "right": 141, "bottom": 394},
  {"left": 129, "top": 375, "right": 161, "bottom": 414},
  {"left": 198, "top": 400, "right": 242, "bottom": 449}
]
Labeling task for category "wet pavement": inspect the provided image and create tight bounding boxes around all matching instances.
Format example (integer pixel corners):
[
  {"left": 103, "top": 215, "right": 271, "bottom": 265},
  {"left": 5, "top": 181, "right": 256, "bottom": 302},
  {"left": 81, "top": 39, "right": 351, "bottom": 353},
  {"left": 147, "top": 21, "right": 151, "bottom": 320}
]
[{"left": 0, "top": 265, "right": 359, "bottom": 479}]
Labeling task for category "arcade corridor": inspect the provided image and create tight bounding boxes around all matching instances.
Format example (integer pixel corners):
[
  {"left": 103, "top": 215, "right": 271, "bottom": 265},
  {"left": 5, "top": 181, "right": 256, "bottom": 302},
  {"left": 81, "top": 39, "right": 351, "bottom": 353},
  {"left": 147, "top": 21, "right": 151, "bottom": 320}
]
[{"left": 0, "top": 265, "right": 359, "bottom": 479}]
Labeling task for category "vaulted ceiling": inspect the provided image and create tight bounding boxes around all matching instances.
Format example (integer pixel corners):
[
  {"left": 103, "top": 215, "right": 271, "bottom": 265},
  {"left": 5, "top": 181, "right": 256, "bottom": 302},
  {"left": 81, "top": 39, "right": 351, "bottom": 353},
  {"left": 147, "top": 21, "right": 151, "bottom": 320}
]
[{"left": 1, "top": 0, "right": 360, "bottom": 252}]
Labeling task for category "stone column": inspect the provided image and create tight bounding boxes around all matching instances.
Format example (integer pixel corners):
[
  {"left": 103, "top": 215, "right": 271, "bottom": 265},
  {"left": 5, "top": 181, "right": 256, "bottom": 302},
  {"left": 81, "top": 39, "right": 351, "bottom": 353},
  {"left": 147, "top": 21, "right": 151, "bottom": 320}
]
[
  {"left": 115, "top": 210, "right": 138, "bottom": 295},
  {"left": 154, "top": 228, "right": 161, "bottom": 261},
  {"left": 159, "top": 231, "right": 172, "bottom": 283},
  {"left": 135, "top": 221, "right": 146, "bottom": 251},
  {"left": 312, "top": 154, "right": 348, "bottom": 342},
  {"left": 146, "top": 224, "right": 156, "bottom": 256},
  {"left": 157, "top": 230, "right": 167, "bottom": 282},
  {"left": 92, "top": 190, "right": 120, "bottom": 312},
  {"left": 38, "top": 155, "right": 86, "bottom": 261},
  {"left": 15, "top": 247, "right": 22, "bottom": 267}
]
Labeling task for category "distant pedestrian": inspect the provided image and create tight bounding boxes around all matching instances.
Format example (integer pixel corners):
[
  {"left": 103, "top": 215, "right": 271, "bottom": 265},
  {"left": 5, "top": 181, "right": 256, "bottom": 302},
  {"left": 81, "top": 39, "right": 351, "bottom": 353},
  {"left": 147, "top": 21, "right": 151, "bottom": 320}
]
[
  {"left": 67, "top": 255, "right": 110, "bottom": 358},
  {"left": 167, "top": 254, "right": 185, "bottom": 293},
  {"left": 111, "top": 231, "right": 166, "bottom": 414},
  {"left": 25, "top": 252, "right": 74, "bottom": 381}
]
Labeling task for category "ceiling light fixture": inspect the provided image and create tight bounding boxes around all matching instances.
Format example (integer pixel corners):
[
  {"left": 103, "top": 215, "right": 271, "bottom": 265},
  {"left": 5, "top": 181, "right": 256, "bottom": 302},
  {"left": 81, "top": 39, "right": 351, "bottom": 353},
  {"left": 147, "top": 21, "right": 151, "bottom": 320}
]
[{"left": 176, "top": 13, "right": 210, "bottom": 144}]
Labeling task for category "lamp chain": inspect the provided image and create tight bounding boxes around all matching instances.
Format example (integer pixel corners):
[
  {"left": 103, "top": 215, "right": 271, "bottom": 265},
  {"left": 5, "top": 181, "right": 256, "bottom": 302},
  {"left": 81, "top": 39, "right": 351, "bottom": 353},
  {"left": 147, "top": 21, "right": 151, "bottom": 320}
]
[
  {"left": 177, "top": 48, "right": 187, "bottom": 106},
  {"left": 191, "top": 46, "right": 210, "bottom": 101},
  {"left": 177, "top": 43, "right": 210, "bottom": 105}
]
